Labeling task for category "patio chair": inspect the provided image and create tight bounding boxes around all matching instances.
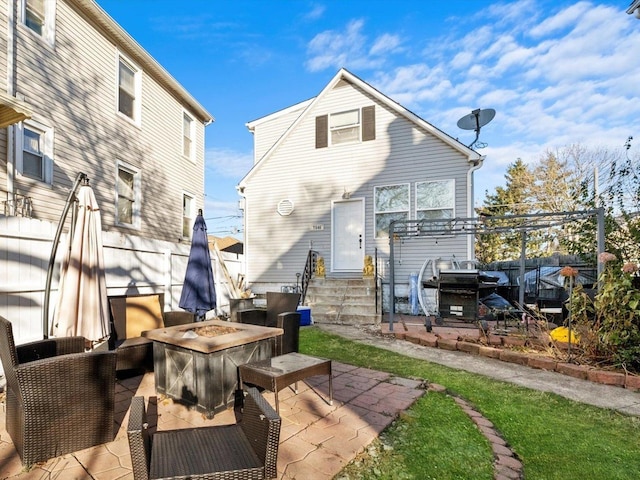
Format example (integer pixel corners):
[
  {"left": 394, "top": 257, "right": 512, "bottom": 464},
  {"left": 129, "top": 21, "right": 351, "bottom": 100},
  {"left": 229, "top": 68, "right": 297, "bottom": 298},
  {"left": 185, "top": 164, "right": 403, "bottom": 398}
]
[
  {"left": 236, "top": 291, "right": 300, "bottom": 327},
  {"left": 108, "top": 293, "right": 196, "bottom": 372},
  {"left": 0, "top": 315, "right": 117, "bottom": 466},
  {"left": 274, "top": 311, "right": 300, "bottom": 356},
  {"left": 127, "top": 387, "right": 281, "bottom": 480}
]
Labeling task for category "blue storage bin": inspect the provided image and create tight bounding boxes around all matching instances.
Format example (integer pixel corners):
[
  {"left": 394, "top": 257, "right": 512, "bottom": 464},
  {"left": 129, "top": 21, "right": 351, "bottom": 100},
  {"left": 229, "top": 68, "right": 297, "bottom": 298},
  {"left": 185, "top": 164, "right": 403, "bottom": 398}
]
[{"left": 297, "top": 306, "right": 312, "bottom": 326}]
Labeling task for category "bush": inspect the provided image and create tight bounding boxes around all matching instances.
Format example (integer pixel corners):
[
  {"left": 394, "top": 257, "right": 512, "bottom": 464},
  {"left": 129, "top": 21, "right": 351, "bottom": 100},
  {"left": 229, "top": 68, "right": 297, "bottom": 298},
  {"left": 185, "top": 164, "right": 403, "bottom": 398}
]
[{"left": 569, "top": 253, "right": 640, "bottom": 372}]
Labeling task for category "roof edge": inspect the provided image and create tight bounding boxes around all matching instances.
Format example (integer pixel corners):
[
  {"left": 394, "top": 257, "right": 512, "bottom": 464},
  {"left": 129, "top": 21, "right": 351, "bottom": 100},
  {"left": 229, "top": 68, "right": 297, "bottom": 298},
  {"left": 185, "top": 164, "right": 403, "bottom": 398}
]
[
  {"left": 238, "top": 68, "right": 481, "bottom": 187},
  {"left": 71, "top": 0, "right": 213, "bottom": 124},
  {"left": 246, "top": 98, "right": 314, "bottom": 131}
]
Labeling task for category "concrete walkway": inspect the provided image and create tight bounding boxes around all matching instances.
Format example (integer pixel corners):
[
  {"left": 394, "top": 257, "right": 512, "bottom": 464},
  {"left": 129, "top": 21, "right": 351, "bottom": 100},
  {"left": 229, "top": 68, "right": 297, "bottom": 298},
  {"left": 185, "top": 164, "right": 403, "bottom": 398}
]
[{"left": 317, "top": 322, "right": 640, "bottom": 417}]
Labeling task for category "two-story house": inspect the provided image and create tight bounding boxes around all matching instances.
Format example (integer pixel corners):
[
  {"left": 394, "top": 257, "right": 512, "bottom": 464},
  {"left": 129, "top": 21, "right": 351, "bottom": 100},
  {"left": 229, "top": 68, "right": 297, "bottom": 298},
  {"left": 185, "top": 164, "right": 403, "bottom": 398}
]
[
  {"left": 238, "top": 68, "right": 483, "bottom": 320},
  {"left": 0, "top": 0, "right": 213, "bottom": 342}
]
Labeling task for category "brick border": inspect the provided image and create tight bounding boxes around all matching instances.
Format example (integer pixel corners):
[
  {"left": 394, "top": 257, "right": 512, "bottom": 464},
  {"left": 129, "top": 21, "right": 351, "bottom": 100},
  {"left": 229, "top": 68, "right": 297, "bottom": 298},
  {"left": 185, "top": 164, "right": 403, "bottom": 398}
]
[
  {"left": 400, "top": 331, "right": 640, "bottom": 391},
  {"left": 429, "top": 384, "right": 524, "bottom": 480}
]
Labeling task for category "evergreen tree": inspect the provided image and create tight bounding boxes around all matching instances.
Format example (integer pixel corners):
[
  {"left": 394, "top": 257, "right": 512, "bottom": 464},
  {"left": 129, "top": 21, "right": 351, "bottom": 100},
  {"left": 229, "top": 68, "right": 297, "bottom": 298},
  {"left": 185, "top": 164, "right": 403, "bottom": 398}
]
[
  {"left": 478, "top": 143, "right": 640, "bottom": 265},
  {"left": 475, "top": 159, "right": 533, "bottom": 263}
]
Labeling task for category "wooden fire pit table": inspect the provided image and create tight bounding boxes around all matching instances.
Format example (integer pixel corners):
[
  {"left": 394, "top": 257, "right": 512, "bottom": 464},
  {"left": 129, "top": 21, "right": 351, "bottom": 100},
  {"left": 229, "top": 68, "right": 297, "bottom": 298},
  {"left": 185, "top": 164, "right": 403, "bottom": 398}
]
[{"left": 143, "top": 319, "right": 282, "bottom": 418}]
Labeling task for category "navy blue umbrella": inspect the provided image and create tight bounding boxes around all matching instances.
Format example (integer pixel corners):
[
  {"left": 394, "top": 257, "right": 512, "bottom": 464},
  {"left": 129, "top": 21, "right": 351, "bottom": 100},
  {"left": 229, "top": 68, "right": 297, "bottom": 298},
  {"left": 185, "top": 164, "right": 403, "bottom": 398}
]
[{"left": 179, "top": 210, "right": 216, "bottom": 319}]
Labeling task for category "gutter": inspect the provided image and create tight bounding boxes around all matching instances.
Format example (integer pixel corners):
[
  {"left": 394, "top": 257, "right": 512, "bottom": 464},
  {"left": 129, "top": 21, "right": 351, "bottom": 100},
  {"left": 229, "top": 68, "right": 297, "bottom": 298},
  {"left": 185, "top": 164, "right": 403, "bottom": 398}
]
[
  {"left": 71, "top": 0, "right": 213, "bottom": 123},
  {"left": 467, "top": 155, "right": 485, "bottom": 260}
]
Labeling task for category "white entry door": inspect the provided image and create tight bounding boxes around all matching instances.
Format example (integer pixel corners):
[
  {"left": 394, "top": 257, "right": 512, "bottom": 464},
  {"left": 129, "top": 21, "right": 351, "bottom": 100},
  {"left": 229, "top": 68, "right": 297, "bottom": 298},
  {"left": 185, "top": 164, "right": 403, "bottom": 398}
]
[{"left": 332, "top": 199, "right": 364, "bottom": 272}]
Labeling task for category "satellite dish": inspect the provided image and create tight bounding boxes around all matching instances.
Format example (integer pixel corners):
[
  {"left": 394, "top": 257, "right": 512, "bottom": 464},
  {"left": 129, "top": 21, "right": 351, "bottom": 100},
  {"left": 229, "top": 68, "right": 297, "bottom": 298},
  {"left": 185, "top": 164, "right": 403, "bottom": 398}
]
[{"left": 456, "top": 108, "right": 495, "bottom": 148}]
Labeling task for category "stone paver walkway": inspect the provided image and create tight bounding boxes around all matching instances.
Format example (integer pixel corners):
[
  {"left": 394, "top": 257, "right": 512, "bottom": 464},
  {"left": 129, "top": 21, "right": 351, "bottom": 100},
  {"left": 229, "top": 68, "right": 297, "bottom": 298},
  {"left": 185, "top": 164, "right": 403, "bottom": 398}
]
[{"left": 0, "top": 361, "right": 424, "bottom": 480}]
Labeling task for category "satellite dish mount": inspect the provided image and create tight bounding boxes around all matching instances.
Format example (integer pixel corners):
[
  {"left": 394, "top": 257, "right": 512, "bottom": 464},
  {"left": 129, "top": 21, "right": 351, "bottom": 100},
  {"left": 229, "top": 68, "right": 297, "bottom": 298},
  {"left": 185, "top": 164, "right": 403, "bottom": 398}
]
[{"left": 456, "top": 108, "right": 495, "bottom": 149}]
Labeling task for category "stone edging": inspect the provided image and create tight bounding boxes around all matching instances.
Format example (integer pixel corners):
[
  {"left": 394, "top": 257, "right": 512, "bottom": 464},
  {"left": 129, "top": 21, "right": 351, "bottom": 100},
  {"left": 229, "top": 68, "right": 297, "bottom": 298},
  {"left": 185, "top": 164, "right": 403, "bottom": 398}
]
[
  {"left": 395, "top": 331, "right": 640, "bottom": 391},
  {"left": 428, "top": 383, "right": 524, "bottom": 480}
]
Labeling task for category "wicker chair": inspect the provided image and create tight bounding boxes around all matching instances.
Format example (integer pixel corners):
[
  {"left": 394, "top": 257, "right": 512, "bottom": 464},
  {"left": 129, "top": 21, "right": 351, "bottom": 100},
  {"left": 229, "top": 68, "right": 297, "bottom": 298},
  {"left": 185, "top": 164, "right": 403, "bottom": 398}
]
[
  {"left": 0, "top": 315, "right": 117, "bottom": 466},
  {"left": 127, "top": 387, "right": 281, "bottom": 480},
  {"left": 236, "top": 291, "right": 300, "bottom": 327},
  {"left": 108, "top": 293, "right": 196, "bottom": 372}
]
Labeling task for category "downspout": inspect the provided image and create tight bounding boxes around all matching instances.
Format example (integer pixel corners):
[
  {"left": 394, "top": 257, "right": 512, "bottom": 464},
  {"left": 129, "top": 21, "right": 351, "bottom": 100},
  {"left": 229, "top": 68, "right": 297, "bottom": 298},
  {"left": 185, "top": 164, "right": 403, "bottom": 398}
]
[
  {"left": 6, "top": 0, "right": 17, "bottom": 202},
  {"left": 466, "top": 155, "right": 485, "bottom": 260},
  {"left": 236, "top": 184, "right": 247, "bottom": 285}
]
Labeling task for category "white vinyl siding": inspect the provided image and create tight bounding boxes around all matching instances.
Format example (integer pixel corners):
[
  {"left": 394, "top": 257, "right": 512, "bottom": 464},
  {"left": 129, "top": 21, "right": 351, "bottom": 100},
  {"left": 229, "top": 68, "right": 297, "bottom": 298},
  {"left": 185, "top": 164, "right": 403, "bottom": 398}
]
[
  {"left": 249, "top": 100, "right": 310, "bottom": 163},
  {"left": 242, "top": 77, "right": 472, "bottom": 285},
  {"left": 6, "top": 0, "right": 208, "bottom": 242},
  {"left": 416, "top": 179, "right": 455, "bottom": 232}
]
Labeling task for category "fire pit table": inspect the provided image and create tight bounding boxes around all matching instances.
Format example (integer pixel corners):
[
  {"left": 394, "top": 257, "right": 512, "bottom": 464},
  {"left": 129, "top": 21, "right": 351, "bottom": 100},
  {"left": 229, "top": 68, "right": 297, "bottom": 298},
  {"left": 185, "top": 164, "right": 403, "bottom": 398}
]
[{"left": 143, "top": 319, "right": 282, "bottom": 418}]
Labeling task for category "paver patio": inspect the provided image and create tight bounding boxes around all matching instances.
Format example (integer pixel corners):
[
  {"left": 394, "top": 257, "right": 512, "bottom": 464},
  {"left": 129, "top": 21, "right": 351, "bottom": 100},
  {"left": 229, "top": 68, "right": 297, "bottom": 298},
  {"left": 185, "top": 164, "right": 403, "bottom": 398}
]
[{"left": 0, "top": 361, "right": 424, "bottom": 480}]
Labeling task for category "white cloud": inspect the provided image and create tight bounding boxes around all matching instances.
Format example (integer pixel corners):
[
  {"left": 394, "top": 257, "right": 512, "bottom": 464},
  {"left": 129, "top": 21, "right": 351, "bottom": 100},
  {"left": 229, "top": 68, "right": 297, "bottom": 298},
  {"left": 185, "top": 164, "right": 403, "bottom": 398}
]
[
  {"left": 303, "top": 3, "right": 326, "bottom": 21},
  {"left": 300, "top": 1, "right": 640, "bottom": 198},
  {"left": 369, "top": 33, "right": 402, "bottom": 56},
  {"left": 206, "top": 147, "right": 254, "bottom": 179},
  {"left": 305, "top": 19, "right": 404, "bottom": 72},
  {"left": 528, "top": 1, "right": 588, "bottom": 37}
]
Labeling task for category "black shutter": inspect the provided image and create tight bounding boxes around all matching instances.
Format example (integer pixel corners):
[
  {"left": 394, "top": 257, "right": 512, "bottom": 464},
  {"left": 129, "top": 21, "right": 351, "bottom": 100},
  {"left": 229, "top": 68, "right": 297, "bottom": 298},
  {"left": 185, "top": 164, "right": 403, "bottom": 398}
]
[
  {"left": 315, "top": 115, "right": 328, "bottom": 148},
  {"left": 362, "top": 105, "right": 375, "bottom": 141}
]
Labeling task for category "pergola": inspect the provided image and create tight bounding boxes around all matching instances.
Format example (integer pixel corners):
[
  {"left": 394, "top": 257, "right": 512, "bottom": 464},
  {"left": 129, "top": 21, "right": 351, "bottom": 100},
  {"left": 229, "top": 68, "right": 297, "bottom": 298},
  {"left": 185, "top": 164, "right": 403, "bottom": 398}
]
[{"left": 387, "top": 207, "right": 606, "bottom": 331}]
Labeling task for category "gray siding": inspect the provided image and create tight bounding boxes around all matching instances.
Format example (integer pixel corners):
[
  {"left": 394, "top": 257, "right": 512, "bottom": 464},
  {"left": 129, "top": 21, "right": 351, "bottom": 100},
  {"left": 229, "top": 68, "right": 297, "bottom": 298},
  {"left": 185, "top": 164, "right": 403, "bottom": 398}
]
[
  {"left": 251, "top": 103, "right": 307, "bottom": 163},
  {"left": 3, "top": 0, "right": 207, "bottom": 243},
  {"left": 244, "top": 78, "right": 474, "bottom": 288}
]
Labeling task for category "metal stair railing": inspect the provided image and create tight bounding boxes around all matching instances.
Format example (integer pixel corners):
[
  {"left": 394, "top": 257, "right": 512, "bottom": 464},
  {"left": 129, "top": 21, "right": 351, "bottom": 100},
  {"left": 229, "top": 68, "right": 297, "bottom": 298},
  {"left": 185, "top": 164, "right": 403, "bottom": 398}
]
[{"left": 300, "top": 249, "right": 318, "bottom": 304}]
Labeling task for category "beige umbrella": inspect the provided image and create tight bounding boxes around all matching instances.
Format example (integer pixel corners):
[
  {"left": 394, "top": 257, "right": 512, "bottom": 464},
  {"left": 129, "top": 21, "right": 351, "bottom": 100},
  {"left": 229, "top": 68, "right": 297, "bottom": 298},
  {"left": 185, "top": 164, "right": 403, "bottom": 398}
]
[{"left": 51, "top": 184, "right": 109, "bottom": 346}]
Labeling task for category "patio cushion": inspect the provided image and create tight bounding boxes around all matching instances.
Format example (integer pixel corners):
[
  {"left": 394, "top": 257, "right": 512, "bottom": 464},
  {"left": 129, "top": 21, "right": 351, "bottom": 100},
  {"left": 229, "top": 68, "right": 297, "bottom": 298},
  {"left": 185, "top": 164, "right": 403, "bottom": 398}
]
[{"left": 110, "top": 294, "right": 164, "bottom": 340}]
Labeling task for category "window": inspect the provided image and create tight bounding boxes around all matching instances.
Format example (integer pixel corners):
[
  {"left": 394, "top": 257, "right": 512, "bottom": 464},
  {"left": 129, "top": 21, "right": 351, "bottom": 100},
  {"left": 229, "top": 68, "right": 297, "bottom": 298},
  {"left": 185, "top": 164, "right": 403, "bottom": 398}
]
[
  {"left": 416, "top": 180, "right": 455, "bottom": 232},
  {"left": 316, "top": 105, "right": 375, "bottom": 148},
  {"left": 374, "top": 184, "right": 409, "bottom": 238},
  {"left": 25, "top": 0, "right": 44, "bottom": 34},
  {"left": 330, "top": 109, "right": 359, "bottom": 145},
  {"left": 116, "top": 162, "right": 140, "bottom": 228},
  {"left": 22, "top": 0, "right": 55, "bottom": 45},
  {"left": 183, "top": 113, "right": 194, "bottom": 160},
  {"left": 183, "top": 193, "right": 195, "bottom": 238},
  {"left": 16, "top": 120, "right": 53, "bottom": 184},
  {"left": 118, "top": 56, "right": 140, "bottom": 123}
]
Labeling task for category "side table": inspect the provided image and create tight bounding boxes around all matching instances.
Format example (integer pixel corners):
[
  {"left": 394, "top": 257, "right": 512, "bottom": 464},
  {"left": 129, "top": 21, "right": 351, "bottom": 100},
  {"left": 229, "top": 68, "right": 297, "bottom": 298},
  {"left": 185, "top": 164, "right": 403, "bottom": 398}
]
[{"left": 239, "top": 352, "right": 333, "bottom": 413}]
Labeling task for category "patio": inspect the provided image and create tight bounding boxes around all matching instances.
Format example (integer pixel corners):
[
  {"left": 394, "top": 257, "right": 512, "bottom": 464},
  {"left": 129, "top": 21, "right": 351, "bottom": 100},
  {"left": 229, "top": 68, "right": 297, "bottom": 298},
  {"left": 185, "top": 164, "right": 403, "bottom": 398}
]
[{"left": 0, "top": 361, "right": 424, "bottom": 479}]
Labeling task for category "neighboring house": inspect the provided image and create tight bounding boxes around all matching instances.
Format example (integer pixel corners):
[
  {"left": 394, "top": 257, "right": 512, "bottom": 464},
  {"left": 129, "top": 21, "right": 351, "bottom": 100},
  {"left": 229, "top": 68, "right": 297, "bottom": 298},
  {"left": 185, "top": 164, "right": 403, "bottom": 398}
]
[
  {"left": 238, "top": 68, "right": 483, "bottom": 307},
  {"left": 2, "top": 0, "right": 212, "bottom": 239},
  {"left": 211, "top": 235, "right": 244, "bottom": 256},
  {"left": 0, "top": 0, "right": 214, "bottom": 342}
]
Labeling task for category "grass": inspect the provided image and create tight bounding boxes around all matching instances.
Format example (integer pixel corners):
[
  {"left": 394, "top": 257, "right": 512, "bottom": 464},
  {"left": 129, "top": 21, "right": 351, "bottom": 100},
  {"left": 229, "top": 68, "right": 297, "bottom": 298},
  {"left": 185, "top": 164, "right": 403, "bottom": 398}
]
[{"left": 299, "top": 327, "right": 640, "bottom": 480}]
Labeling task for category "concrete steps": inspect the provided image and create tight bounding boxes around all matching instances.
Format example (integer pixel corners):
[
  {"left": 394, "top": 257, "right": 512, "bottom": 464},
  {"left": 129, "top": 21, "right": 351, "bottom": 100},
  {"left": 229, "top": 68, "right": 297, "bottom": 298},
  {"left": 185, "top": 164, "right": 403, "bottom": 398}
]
[{"left": 304, "top": 277, "right": 381, "bottom": 325}]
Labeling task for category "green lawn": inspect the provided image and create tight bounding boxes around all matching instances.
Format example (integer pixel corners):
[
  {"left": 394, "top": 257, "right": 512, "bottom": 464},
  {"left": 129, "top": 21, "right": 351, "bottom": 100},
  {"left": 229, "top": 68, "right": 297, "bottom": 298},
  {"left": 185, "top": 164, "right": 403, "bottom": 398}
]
[{"left": 299, "top": 327, "right": 640, "bottom": 480}]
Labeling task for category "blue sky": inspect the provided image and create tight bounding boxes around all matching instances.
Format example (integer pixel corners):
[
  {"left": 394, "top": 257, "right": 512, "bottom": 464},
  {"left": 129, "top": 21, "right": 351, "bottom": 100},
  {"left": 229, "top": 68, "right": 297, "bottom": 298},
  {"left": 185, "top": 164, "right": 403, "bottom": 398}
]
[{"left": 97, "top": 1, "right": 640, "bottom": 237}]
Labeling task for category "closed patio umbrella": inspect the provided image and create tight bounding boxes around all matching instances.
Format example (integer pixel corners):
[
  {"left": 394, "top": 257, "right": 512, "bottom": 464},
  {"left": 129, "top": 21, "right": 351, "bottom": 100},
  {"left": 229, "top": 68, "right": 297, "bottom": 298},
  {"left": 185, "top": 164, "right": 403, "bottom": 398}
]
[
  {"left": 51, "top": 184, "right": 109, "bottom": 346},
  {"left": 179, "top": 209, "right": 217, "bottom": 320}
]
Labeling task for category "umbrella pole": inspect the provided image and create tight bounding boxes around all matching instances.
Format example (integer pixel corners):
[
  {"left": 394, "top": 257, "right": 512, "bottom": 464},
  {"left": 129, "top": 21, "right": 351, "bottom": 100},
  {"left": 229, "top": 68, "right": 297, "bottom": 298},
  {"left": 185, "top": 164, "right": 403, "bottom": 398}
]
[{"left": 43, "top": 172, "right": 88, "bottom": 339}]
